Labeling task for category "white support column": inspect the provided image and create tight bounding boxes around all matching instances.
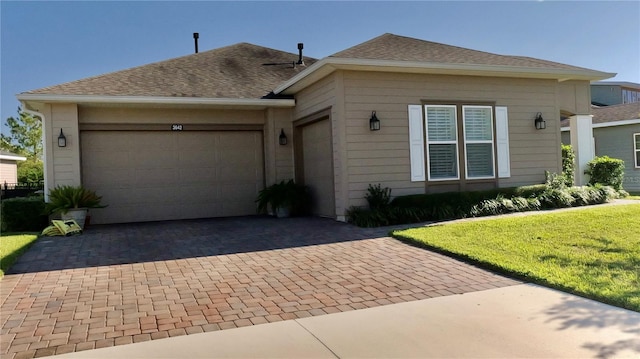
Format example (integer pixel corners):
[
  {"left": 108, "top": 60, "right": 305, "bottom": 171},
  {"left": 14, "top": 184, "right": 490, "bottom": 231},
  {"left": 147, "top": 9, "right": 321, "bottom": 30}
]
[{"left": 569, "top": 114, "right": 594, "bottom": 186}]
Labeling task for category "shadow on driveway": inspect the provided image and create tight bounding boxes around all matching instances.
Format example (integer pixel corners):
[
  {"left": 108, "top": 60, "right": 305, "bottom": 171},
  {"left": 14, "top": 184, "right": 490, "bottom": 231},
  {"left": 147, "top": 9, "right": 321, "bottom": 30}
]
[{"left": 8, "top": 216, "right": 396, "bottom": 274}]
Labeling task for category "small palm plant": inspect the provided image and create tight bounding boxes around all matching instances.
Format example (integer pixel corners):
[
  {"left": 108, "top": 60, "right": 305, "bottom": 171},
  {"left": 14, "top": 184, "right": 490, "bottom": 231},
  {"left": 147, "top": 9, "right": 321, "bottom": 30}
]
[
  {"left": 46, "top": 185, "right": 106, "bottom": 214},
  {"left": 255, "top": 180, "right": 310, "bottom": 217}
]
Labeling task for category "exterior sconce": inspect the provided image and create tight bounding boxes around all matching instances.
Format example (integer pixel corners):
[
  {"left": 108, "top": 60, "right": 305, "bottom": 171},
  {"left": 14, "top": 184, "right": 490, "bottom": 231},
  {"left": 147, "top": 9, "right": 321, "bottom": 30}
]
[
  {"left": 57, "top": 129, "right": 67, "bottom": 147},
  {"left": 279, "top": 129, "right": 288, "bottom": 145},
  {"left": 534, "top": 112, "right": 546, "bottom": 130},
  {"left": 369, "top": 111, "right": 381, "bottom": 131}
]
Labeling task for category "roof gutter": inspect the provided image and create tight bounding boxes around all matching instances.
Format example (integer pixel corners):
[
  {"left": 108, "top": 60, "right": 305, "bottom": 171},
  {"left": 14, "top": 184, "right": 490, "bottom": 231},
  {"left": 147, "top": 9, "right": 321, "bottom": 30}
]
[
  {"left": 274, "top": 57, "right": 616, "bottom": 95},
  {"left": 16, "top": 94, "right": 296, "bottom": 108},
  {"left": 0, "top": 153, "right": 27, "bottom": 161}
]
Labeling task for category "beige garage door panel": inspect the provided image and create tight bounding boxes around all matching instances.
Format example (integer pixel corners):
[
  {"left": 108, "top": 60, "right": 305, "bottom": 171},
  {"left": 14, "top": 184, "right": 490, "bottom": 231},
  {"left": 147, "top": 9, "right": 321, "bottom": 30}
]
[
  {"left": 82, "top": 131, "right": 264, "bottom": 224},
  {"left": 302, "top": 119, "right": 335, "bottom": 218}
]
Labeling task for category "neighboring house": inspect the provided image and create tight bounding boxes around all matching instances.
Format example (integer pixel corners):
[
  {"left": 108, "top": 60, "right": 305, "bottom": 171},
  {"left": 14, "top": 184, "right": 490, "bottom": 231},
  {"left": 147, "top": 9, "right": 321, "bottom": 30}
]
[
  {"left": 591, "top": 81, "right": 640, "bottom": 106},
  {"left": 17, "top": 33, "right": 613, "bottom": 224},
  {"left": 561, "top": 102, "right": 640, "bottom": 192},
  {"left": 0, "top": 151, "right": 27, "bottom": 185}
]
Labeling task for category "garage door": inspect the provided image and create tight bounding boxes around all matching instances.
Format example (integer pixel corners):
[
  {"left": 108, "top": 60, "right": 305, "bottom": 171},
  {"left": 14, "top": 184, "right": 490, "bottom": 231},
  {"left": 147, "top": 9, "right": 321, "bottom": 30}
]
[
  {"left": 81, "top": 131, "right": 264, "bottom": 224},
  {"left": 301, "top": 119, "right": 335, "bottom": 217}
]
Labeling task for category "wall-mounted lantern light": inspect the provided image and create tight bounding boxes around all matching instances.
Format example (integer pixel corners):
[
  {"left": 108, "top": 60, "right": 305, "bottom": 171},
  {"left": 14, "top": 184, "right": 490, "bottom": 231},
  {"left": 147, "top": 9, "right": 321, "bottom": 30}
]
[
  {"left": 534, "top": 112, "right": 546, "bottom": 130},
  {"left": 369, "top": 111, "right": 381, "bottom": 131},
  {"left": 279, "top": 129, "right": 288, "bottom": 145},
  {"left": 57, "top": 129, "right": 67, "bottom": 147}
]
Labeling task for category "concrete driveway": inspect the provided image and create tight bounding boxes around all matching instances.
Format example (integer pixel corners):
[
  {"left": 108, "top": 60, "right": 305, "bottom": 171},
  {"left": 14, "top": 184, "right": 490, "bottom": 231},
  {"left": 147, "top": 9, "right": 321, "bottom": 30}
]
[{"left": 1, "top": 216, "right": 519, "bottom": 358}]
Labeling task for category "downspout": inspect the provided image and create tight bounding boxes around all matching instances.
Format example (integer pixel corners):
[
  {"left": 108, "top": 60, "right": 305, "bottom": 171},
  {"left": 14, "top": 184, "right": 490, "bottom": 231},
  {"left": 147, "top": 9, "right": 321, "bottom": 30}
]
[{"left": 21, "top": 107, "right": 49, "bottom": 201}]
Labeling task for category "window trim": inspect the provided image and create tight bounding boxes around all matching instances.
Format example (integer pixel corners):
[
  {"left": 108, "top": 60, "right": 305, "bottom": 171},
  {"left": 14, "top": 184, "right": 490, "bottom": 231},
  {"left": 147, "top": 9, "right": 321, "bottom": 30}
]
[
  {"left": 462, "top": 105, "right": 495, "bottom": 180},
  {"left": 424, "top": 105, "right": 460, "bottom": 181},
  {"left": 634, "top": 133, "right": 640, "bottom": 168}
]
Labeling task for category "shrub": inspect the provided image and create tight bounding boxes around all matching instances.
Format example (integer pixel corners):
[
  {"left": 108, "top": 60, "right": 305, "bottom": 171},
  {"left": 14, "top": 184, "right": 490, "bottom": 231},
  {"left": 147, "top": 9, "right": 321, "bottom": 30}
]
[
  {"left": 348, "top": 181, "right": 623, "bottom": 227},
  {"left": 256, "top": 180, "right": 310, "bottom": 216},
  {"left": 1, "top": 197, "right": 48, "bottom": 232},
  {"left": 513, "top": 184, "right": 548, "bottom": 198},
  {"left": 567, "top": 186, "right": 604, "bottom": 206},
  {"left": 561, "top": 144, "right": 575, "bottom": 187},
  {"left": 586, "top": 156, "right": 625, "bottom": 190},
  {"left": 46, "top": 185, "right": 106, "bottom": 214},
  {"left": 365, "top": 184, "right": 391, "bottom": 210},
  {"left": 470, "top": 196, "right": 535, "bottom": 217}
]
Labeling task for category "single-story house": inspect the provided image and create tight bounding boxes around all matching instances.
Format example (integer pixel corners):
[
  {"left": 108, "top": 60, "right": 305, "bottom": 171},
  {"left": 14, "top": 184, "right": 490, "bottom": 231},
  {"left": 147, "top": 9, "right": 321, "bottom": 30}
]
[
  {"left": 0, "top": 151, "right": 27, "bottom": 185},
  {"left": 17, "top": 33, "right": 614, "bottom": 224},
  {"left": 562, "top": 102, "right": 640, "bottom": 192}
]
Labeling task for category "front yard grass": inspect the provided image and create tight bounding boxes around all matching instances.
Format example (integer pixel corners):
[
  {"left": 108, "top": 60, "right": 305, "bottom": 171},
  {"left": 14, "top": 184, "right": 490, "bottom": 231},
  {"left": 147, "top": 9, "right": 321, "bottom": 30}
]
[
  {"left": 392, "top": 204, "right": 640, "bottom": 312},
  {"left": 1, "top": 233, "right": 38, "bottom": 277}
]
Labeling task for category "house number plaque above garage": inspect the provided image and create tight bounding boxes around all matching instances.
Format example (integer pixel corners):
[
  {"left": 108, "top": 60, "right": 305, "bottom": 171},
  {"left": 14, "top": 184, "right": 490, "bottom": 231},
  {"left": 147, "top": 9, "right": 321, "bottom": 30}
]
[{"left": 171, "top": 124, "right": 183, "bottom": 131}]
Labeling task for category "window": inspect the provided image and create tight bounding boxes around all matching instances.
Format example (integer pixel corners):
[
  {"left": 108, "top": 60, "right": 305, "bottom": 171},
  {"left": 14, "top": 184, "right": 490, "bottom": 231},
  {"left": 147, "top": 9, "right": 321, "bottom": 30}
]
[
  {"left": 425, "top": 105, "right": 459, "bottom": 180},
  {"left": 635, "top": 133, "right": 640, "bottom": 168},
  {"left": 622, "top": 89, "right": 640, "bottom": 104},
  {"left": 463, "top": 106, "right": 494, "bottom": 178},
  {"left": 424, "top": 105, "right": 495, "bottom": 181}
]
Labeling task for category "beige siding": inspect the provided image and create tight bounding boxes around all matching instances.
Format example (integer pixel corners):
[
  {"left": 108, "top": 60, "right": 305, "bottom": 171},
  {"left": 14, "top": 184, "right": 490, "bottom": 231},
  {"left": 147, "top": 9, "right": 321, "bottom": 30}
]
[
  {"left": 0, "top": 161, "right": 18, "bottom": 184},
  {"left": 264, "top": 108, "right": 294, "bottom": 184},
  {"left": 341, "top": 71, "right": 563, "bottom": 209},
  {"left": 559, "top": 81, "right": 592, "bottom": 115},
  {"left": 294, "top": 73, "right": 346, "bottom": 218},
  {"left": 294, "top": 74, "right": 337, "bottom": 120},
  {"left": 50, "top": 103, "right": 82, "bottom": 188}
]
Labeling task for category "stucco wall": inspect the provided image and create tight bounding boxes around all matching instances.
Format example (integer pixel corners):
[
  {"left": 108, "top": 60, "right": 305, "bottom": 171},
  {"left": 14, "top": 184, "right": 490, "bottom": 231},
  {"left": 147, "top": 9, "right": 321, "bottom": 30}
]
[{"left": 594, "top": 124, "right": 640, "bottom": 192}]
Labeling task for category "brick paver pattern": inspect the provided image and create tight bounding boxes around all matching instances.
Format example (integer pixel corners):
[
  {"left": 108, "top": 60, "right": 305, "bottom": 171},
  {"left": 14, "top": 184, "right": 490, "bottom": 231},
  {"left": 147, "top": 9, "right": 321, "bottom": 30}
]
[{"left": 0, "top": 217, "right": 520, "bottom": 358}]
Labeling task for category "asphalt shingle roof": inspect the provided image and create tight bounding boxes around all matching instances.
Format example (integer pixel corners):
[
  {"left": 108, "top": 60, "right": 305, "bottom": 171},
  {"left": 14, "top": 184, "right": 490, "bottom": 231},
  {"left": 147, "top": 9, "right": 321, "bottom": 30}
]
[
  {"left": 330, "top": 33, "right": 595, "bottom": 71},
  {"left": 23, "top": 33, "right": 607, "bottom": 99},
  {"left": 560, "top": 102, "right": 640, "bottom": 127},
  {"left": 24, "top": 43, "right": 317, "bottom": 98}
]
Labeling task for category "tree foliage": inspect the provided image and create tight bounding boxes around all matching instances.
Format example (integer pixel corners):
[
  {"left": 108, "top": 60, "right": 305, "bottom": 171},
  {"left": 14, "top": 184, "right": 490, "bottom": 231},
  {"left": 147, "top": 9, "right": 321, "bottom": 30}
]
[
  {"left": 2, "top": 108, "right": 44, "bottom": 183},
  {"left": 1, "top": 108, "right": 43, "bottom": 160},
  {"left": 17, "top": 160, "right": 44, "bottom": 183}
]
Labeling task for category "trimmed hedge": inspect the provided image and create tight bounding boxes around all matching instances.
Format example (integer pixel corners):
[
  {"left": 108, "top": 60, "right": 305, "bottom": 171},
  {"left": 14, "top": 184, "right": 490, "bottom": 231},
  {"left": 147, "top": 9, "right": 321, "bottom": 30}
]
[
  {"left": 587, "top": 156, "right": 625, "bottom": 190},
  {"left": 1, "top": 197, "right": 48, "bottom": 232}
]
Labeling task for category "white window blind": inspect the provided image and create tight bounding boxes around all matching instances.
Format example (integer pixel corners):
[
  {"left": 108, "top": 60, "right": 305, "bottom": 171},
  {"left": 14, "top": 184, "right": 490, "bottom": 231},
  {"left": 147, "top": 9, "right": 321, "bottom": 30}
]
[
  {"left": 425, "top": 105, "right": 459, "bottom": 180},
  {"left": 463, "top": 106, "right": 494, "bottom": 179}
]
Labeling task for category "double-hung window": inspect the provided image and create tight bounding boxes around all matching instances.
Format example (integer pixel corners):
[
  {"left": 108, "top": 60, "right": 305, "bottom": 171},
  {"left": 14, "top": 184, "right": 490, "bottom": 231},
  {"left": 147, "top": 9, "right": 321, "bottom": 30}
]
[
  {"left": 424, "top": 105, "right": 495, "bottom": 181},
  {"left": 425, "top": 105, "right": 459, "bottom": 180},
  {"left": 463, "top": 106, "right": 494, "bottom": 179}
]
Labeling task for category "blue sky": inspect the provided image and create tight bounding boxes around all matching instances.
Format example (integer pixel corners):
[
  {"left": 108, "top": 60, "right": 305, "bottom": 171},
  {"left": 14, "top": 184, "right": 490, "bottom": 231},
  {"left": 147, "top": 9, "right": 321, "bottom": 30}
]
[{"left": 1, "top": 1, "right": 639, "bottom": 123}]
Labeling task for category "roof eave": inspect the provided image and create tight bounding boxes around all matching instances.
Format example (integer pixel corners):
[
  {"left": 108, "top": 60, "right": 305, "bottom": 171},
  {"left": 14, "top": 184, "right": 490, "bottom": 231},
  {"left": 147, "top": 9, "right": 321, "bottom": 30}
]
[
  {"left": 0, "top": 154, "right": 27, "bottom": 161},
  {"left": 16, "top": 94, "right": 296, "bottom": 109},
  {"left": 275, "top": 58, "right": 616, "bottom": 95}
]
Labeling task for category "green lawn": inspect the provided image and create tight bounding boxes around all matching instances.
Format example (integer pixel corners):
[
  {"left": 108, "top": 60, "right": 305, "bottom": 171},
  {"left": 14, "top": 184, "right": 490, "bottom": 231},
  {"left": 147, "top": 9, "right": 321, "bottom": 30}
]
[
  {"left": 0, "top": 233, "right": 39, "bottom": 277},
  {"left": 392, "top": 204, "right": 640, "bottom": 312}
]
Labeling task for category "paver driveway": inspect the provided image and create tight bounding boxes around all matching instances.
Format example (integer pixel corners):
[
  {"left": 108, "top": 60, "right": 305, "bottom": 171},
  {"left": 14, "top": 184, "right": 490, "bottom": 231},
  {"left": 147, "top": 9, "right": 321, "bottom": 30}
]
[{"left": 1, "top": 216, "right": 519, "bottom": 359}]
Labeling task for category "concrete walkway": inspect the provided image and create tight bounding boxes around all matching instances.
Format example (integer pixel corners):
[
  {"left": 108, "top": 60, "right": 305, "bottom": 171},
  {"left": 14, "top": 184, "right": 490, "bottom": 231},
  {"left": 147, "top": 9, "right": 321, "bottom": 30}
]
[{"left": 50, "top": 284, "right": 640, "bottom": 358}]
